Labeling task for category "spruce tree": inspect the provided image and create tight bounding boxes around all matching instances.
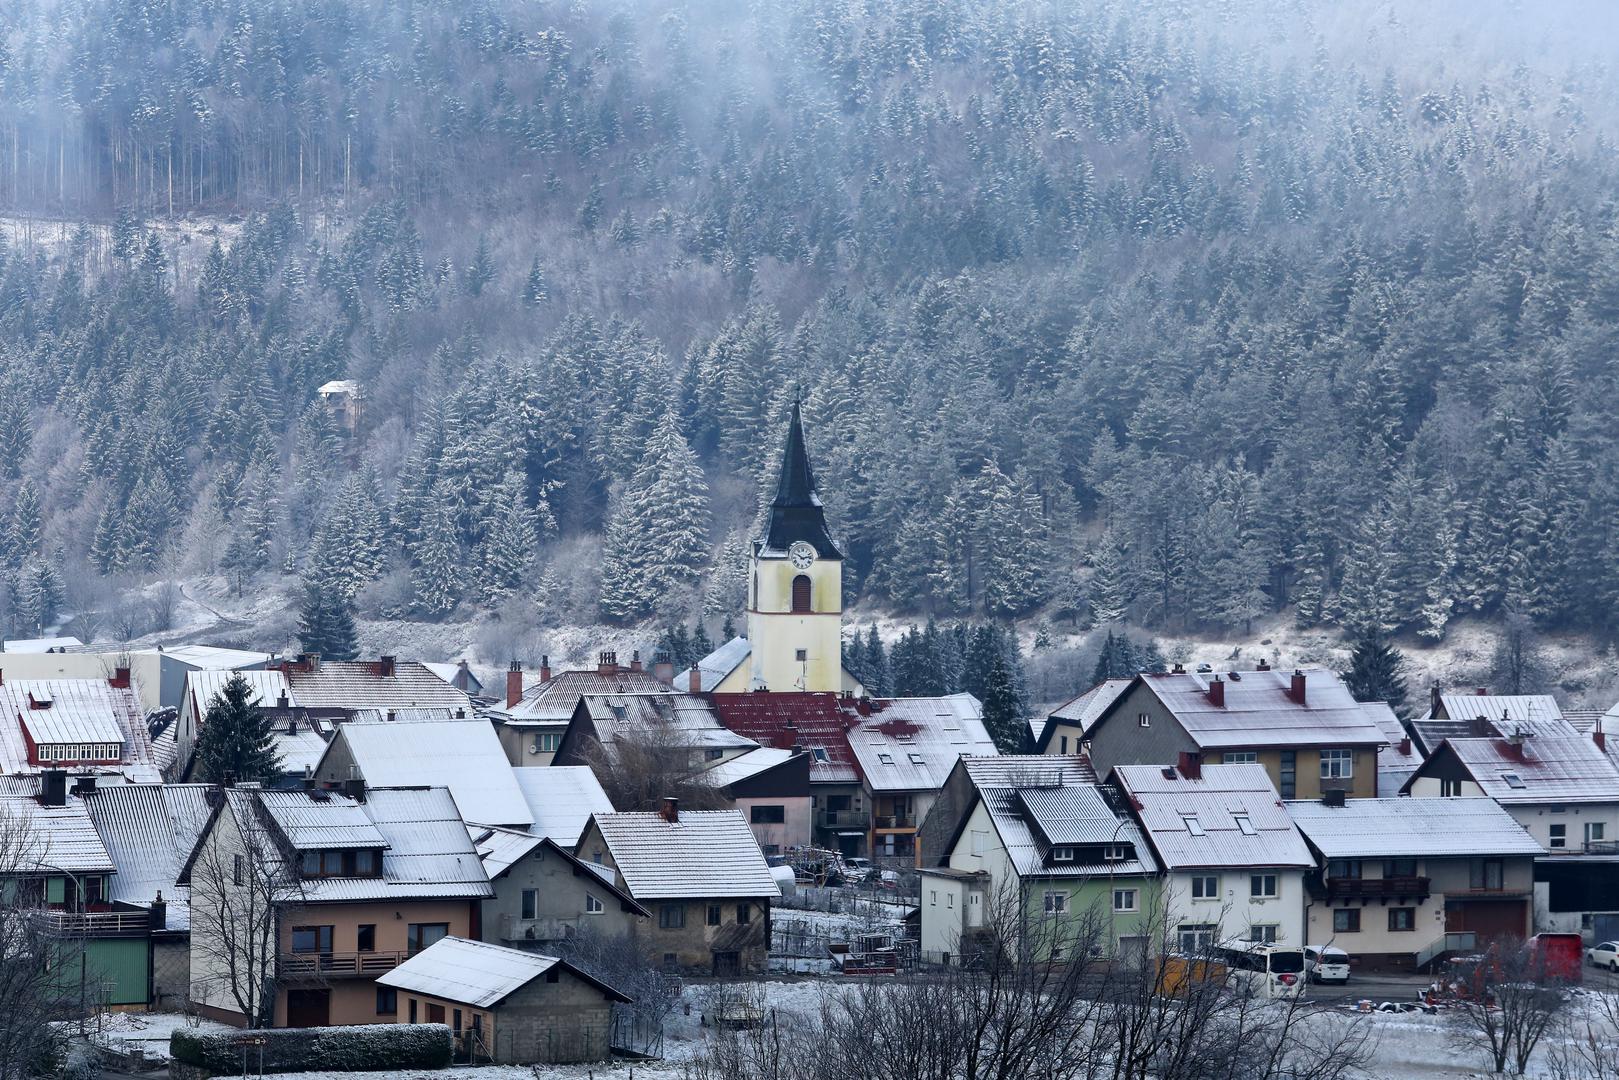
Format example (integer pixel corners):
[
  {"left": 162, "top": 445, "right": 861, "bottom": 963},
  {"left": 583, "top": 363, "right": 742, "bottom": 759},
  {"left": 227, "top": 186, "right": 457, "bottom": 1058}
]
[
  {"left": 412, "top": 493, "right": 461, "bottom": 617},
  {"left": 298, "top": 578, "right": 359, "bottom": 661},
  {"left": 523, "top": 257, "right": 549, "bottom": 305},
  {"left": 463, "top": 235, "right": 495, "bottom": 296},
  {"left": 980, "top": 644, "right": 1026, "bottom": 753},
  {"left": 1089, "top": 532, "right": 1130, "bottom": 625},
  {"left": 691, "top": 619, "right": 714, "bottom": 662},
  {"left": 477, "top": 473, "right": 539, "bottom": 603},
  {"left": 1343, "top": 633, "right": 1409, "bottom": 713},
  {"left": 864, "top": 625, "right": 890, "bottom": 697},
  {"left": 194, "top": 673, "right": 284, "bottom": 784}
]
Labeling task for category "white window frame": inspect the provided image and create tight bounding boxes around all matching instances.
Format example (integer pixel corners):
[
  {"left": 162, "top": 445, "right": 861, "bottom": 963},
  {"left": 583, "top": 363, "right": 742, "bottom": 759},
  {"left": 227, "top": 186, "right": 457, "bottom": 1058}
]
[
  {"left": 1113, "top": 888, "right": 1139, "bottom": 913},
  {"left": 1234, "top": 815, "right": 1257, "bottom": 836},
  {"left": 1044, "top": 891, "right": 1068, "bottom": 916},
  {"left": 1138, "top": 713, "right": 1151, "bottom": 728},
  {"left": 1222, "top": 751, "right": 1257, "bottom": 764},
  {"left": 1586, "top": 822, "right": 1607, "bottom": 845},
  {"left": 1250, "top": 873, "right": 1278, "bottom": 899},
  {"left": 1248, "top": 923, "right": 1279, "bottom": 944},
  {"left": 1051, "top": 846, "right": 1074, "bottom": 862},
  {"left": 1320, "top": 748, "right": 1354, "bottom": 780},
  {"left": 1549, "top": 823, "right": 1567, "bottom": 849},
  {"left": 1190, "top": 874, "right": 1218, "bottom": 900},
  {"left": 585, "top": 894, "right": 604, "bottom": 914},
  {"left": 1103, "top": 844, "right": 1127, "bottom": 862}
]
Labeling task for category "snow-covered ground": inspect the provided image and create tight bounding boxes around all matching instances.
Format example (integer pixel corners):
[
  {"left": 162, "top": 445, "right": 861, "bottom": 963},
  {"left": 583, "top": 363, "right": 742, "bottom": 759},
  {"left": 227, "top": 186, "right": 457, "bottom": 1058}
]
[{"left": 85, "top": 1010, "right": 232, "bottom": 1062}]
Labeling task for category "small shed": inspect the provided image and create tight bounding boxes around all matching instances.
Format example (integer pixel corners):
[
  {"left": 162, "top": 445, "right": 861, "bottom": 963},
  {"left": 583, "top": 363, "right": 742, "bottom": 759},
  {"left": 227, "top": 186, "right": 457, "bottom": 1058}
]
[{"left": 376, "top": 937, "right": 629, "bottom": 1064}]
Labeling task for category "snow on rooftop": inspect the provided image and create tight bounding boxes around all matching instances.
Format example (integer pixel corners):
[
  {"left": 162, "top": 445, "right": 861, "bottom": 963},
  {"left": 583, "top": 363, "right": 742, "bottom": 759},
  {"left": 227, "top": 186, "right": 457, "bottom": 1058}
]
[
  {"left": 588, "top": 810, "right": 779, "bottom": 900},
  {"left": 377, "top": 937, "right": 627, "bottom": 1008},
  {"left": 1287, "top": 797, "right": 1546, "bottom": 859},
  {"left": 327, "top": 718, "right": 532, "bottom": 828},
  {"left": 512, "top": 766, "right": 613, "bottom": 845}
]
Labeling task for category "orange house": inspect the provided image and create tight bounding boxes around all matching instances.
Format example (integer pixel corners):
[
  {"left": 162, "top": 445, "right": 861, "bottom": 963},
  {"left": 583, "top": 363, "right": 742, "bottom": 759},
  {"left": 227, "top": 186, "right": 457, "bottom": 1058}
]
[{"left": 180, "top": 784, "right": 493, "bottom": 1028}]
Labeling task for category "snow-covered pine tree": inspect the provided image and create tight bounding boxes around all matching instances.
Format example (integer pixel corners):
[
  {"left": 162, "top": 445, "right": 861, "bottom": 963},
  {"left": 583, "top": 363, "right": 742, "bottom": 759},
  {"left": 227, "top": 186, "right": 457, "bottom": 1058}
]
[
  {"left": 980, "top": 643, "right": 1026, "bottom": 753},
  {"left": 463, "top": 235, "right": 495, "bottom": 297},
  {"left": 1089, "top": 531, "right": 1130, "bottom": 625},
  {"left": 297, "top": 576, "right": 359, "bottom": 662},
  {"left": 864, "top": 624, "right": 890, "bottom": 697},
  {"left": 5, "top": 482, "right": 42, "bottom": 571},
  {"left": 523, "top": 257, "right": 549, "bottom": 306},
  {"left": 411, "top": 490, "right": 461, "bottom": 617},
  {"left": 599, "top": 485, "right": 648, "bottom": 622},
  {"left": 1336, "top": 511, "right": 1400, "bottom": 639},
  {"left": 194, "top": 672, "right": 284, "bottom": 784},
  {"left": 477, "top": 473, "right": 539, "bottom": 604},
  {"left": 598, "top": 409, "right": 710, "bottom": 622}
]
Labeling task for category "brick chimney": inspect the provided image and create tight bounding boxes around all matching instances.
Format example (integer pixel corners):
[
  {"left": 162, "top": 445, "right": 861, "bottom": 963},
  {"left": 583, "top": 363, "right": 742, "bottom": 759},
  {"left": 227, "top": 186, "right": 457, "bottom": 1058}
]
[
  {"left": 1596, "top": 729, "right": 1607, "bottom": 752},
  {"left": 1476, "top": 687, "right": 1488, "bottom": 696},
  {"left": 652, "top": 652, "right": 674, "bottom": 685},
  {"left": 1256, "top": 658, "right": 1270, "bottom": 671},
  {"left": 598, "top": 651, "right": 617, "bottom": 676},
  {"left": 629, "top": 651, "right": 643, "bottom": 673},
  {"left": 660, "top": 797, "right": 680, "bottom": 823},
  {"left": 1207, "top": 676, "right": 1225, "bottom": 708},
  {"left": 540, "top": 655, "right": 551, "bottom": 683},
  {"left": 110, "top": 664, "right": 131, "bottom": 689},
  {"left": 377, "top": 655, "right": 396, "bottom": 678},
  {"left": 1177, "top": 750, "right": 1202, "bottom": 780},
  {"left": 688, "top": 666, "right": 702, "bottom": 693},
  {"left": 1468, "top": 714, "right": 1493, "bottom": 738},
  {"left": 507, "top": 660, "right": 524, "bottom": 708},
  {"left": 1290, "top": 669, "right": 1307, "bottom": 705},
  {"left": 1399, "top": 736, "right": 1411, "bottom": 756}
]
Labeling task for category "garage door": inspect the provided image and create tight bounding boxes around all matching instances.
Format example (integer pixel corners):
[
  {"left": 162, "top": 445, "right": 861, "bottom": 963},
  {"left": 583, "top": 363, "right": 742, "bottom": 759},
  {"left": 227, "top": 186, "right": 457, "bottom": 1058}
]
[{"left": 1446, "top": 899, "right": 1528, "bottom": 941}]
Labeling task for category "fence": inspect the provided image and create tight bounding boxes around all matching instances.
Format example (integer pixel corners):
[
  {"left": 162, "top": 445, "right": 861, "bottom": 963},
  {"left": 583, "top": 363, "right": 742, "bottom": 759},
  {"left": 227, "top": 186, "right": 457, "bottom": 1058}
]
[
  {"left": 775, "top": 884, "right": 919, "bottom": 917},
  {"left": 610, "top": 1004, "right": 665, "bottom": 1058}
]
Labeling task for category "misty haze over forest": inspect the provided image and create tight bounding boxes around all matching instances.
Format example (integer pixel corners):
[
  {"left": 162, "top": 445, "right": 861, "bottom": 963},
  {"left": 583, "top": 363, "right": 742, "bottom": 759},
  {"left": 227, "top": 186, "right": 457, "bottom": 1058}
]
[{"left": 2, "top": 0, "right": 1619, "bottom": 703}]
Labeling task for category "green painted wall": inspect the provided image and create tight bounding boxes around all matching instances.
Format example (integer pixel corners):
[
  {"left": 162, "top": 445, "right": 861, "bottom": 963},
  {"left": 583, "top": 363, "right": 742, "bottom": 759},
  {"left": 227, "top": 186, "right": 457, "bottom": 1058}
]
[
  {"left": 81, "top": 938, "right": 151, "bottom": 1006},
  {"left": 1021, "top": 874, "right": 1162, "bottom": 959}
]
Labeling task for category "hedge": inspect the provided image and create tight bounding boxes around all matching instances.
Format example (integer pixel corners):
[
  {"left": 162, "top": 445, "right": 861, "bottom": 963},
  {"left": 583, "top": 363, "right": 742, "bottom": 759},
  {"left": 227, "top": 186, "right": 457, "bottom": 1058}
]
[{"left": 170, "top": 1023, "right": 453, "bottom": 1074}]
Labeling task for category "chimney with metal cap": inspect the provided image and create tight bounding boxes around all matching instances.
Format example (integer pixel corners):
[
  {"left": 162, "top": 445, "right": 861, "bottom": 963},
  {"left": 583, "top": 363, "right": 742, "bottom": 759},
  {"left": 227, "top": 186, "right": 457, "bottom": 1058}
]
[
  {"left": 507, "top": 660, "right": 524, "bottom": 708},
  {"left": 598, "top": 651, "right": 617, "bottom": 675},
  {"left": 1207, "top": 675, "right": 1224, "bottom": 708},
  {"left": 540, "top": 655, "right": 551, "bottom": 682},
  {"left": 652, "top": 651, "right": 674, "bottom": 685},
  {"left": 1290, "top": 669, "right": 1307, "bottom": 705},
  {"left": 660, "top": 797, "right": 679, "bottom": 823},
  {"left": 629, "top": 651, "right": 643, "bottom": 673}
]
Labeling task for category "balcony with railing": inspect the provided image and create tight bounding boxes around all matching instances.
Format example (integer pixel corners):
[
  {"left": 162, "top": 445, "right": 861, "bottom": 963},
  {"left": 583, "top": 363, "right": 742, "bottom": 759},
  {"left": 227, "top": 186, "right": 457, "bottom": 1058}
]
[
  {"left": 277, "top": 951, "right": 405, "bottom": 980},
  {"left": 815, "top": 808, "right": 871, "bottom": 831},
  {"left": 873, "top": 814, "right": 916, "bottom": 831},
  {"left": 498, "top": 914, "right": 582, "bottom": 944},
  {"left": 32, "top": 909, "right": 152, "bottom": 937},
  {"left": 1317, "top": 875, "right": 1431, "bottom": 903}
]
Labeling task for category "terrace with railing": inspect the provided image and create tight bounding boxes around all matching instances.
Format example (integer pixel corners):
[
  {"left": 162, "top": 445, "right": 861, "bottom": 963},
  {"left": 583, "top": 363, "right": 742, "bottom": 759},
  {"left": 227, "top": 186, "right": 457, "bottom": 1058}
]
[
  {"left": 1316, "top": 876, "right": 1431, "bottom": 902},
  {"left": 32, "top": 909, "right": 152, "bottom": 937},
  {"left": 276, "top": 951, "right": 405, "bottom": 980}
]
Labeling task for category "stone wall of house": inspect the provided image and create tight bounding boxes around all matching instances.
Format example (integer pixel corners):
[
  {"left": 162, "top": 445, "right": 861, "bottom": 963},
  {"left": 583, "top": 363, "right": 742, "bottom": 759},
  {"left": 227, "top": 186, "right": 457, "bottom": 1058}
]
[
  {"left": 493, "top": 972, "right": 616, "bottom": 1064},
  {"left": 641, "top": 898, "right": 769, "bottom": 974},
  {"left": 151, "top": 938, "right": 191, "bottom": 1011}
]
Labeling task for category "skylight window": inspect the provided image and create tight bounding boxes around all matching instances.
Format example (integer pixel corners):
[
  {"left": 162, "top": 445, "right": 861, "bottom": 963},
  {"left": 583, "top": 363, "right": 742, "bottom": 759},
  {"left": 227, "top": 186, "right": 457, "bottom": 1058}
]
[
  {"left": 878, "top": 753, "right": 895, "bottom": 765},
  {"left": 811, "top": 747, "right": 829, "bottom": 762},
  {"left": 1183, "top": 816, "right": 1206, "bottom": 836},
  {"left": 908, "top": 753, "right": 926, "bottom": 765},
  {"left": 1234, "top": 815, "right": 1257, "bottom": 836},
  {"left": 1501, "top": 773, "right": 1527, "bottom": 790}
]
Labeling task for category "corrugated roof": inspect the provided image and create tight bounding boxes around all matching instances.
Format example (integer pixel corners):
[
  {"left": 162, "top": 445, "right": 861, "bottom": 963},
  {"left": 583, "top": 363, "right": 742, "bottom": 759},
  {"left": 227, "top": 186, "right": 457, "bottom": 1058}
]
[
  {"left": 185, "top": 670, "right": 295, "bottom": 720},
  {"left": 1127, "top": 668, "right": 1384, "bottom": 750},
  {"left": 1287, "top": 797, "right": 1545, "bottom": 858},
  {"left": 511, "top": 767, "right": 613, "bottom": 845},
  {"left": 710, "top": 693, "right": 863, "bottom": 784},
  {"left": 377, "top": 937, "right": 628, "bottom": 1007},
  {"left": 1437, "top": 694, "right": 1566, "bottom": 727},
  {"left": 163, "top": 645, "right": 274, "bottom": 670},
  {"left": 675, "top": 637, "right": 752, "bottom": 693},
  {"left": 286, "top": 661, "right": 474, "bottom": 713},
  {"left": 1018, "top": 785, "right": 1129, "bottom": 845},
  {"left": 1048, "top": 679, "right": 1134, "bottom": 731},
  {"left": 701, "top": 747, "right": 800, "bottom": 787},
  {"left": 583, "top": 693, "right": 756, "bottom": 751},
  {"left": 257, "top": 789, "right": 388, "bottom": 849},
  {"left": 1113, "top": 763, "right": 1314, "bottom": 870},
  {"left": 979, "top": 786, "right": 1155, "bottom": 878},
  {"left": 1425, "top": 736, "right": 1619, "bottom": 803},
  {"left": 848, "top": 695, "right": 997, "bottom": 792},
  {"left": 327, "top": 718, "right": 532, "bottom": 827},
  {"left": 468, "top": 823, "right": 546, "bottom": 879},
  {"left": 962, "top": 755, "right": 1098, "bottom": 787},
  {"left": 587, "top": 810, "right": 779, "bottom": 900},
  {"left": 3, "top": 636, "right": 85, "bottom": 653},
  {"left": 0, "top": 678, "right": 151, "bottom": 773},
  {"left": 81, "top": 783, "right": 213, "bottom": 928},
  {"left": 0, "top": 795, "right": 115, "bottom": 872}
]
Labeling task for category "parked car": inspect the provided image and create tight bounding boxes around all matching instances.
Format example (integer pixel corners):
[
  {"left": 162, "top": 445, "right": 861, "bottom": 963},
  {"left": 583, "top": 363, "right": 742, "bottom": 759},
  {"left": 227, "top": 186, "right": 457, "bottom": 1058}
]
[
  {"left": 1304, "top": 945, "right": 1351, "bottom": 984},
  {"left": 842, "top": 857, "right": 875, "bottom": 881},
  {"left": 1587, "top": 941, "right": 1619, "bottom": 971}
]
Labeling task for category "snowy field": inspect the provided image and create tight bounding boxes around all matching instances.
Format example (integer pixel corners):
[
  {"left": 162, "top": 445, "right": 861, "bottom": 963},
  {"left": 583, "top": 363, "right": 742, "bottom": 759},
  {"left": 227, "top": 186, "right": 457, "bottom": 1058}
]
[
  {"left": 86, "top": 1011, "right": 232, "bottom": 1062},
  {"left": 256, "top": 980, "right": 1619, "bottom": 1080}
]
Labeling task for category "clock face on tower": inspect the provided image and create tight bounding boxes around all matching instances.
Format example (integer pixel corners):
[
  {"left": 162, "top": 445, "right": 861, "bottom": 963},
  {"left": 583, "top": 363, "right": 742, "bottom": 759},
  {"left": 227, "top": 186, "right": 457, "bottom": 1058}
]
[{"left": 788, "top": 541, "right": 816, "bottom": 570}]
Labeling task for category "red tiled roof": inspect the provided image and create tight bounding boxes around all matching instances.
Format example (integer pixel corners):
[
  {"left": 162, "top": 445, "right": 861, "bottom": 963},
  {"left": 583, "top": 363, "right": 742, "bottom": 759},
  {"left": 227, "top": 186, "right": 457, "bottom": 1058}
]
[{"left": 709, "top": 693, "right": 863, "bottom": 783}]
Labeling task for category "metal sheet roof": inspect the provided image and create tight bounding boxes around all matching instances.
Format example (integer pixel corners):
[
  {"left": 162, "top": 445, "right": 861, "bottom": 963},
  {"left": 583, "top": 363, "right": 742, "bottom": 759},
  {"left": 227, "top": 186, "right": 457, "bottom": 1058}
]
[
  {"left": 701, "top": 747, "right": 800, "bottom": 787},
  {"left": 1113, "top": 763, "right": 1314, "bottom": 870},
  {"left": 80, "top": 783, "right": 213, "bottom": 928},
  {"left": 1286, "top": 797, "right": 1545, "bottom": 859},
  {"left": 468, "top": 823, "right": 546, "bottom": 879},
  {"left": 0, "top": 795, "right": 115, "bottom": 873},
  {"left": 257, "top": 789, "right": 387, "bottom": 849},
  {"left": 1437, "top": 694, "right": 1566, "bottom": 727},
  {"left": 586, "top": 810, "right": 779, "bottom": 900},
  {"left": 499, "top": 670, "right": 676, "bottom": 723},
  {"left": 377, "top": 936, "right": 627, "bottom": 1007},
  {"left": 1132, "top": 668, "right": 1385, "bottom": 750},
  {"left": 163, "top": 645, "right": 274, "bottom": 670},
  {"left": 980, "top": 786, "right": 1155, "bottom": 878},
  {"left": 327, "top": 718, "right": 533, "bottom": 827},
  {"left": 710, "top": 693, "right": 863, "bottom": 784},
  {"left": 1047, "top": 679, "right": 1134, "bottom": 731},
  {"left": 848, "top": 695, "right": 997, "bottom": 792},
  {"left": 286, "top": 661, "right": 474, "bottom": 712},
  {"left": 675, "top": 637, "right": 752, "bottom": 693},
  {"left": 962, "top": 755, "right": 1098, "bottom": 787},
  {"left": 511, "top": 767, "right": 613, "bottom": 846},
  {"left": 1429, "top": 736, "right": 1619, "bottom": 803},
  {"left": 583, "top": 693, "right": 757, "bottom": 751},
  {"left": 1017, "top": 785, "right": 1129, "bottom": 845}
]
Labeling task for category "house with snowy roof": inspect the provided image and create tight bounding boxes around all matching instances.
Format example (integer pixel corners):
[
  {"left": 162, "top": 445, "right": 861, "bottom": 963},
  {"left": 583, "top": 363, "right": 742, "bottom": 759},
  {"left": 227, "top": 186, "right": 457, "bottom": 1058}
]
[
  {"left": 487, "top": 652, "right": 676, "bottom": 766},
  {"left": 1410, "top": 687, "right": 1575, "bottom": 756},
  {"left": 376, "top": 936, "right": 629, "bottom": 1064},
  {"left": 178, "top": 783, "right": 492, "bottom": 1028},
  {"left": 552, "top": 691, "right": 758, "bottom": 774},
  {"left": 467, "top": 823, "right": 648, "bottom": 951},
  {"left": 918, "top": 756, "right": 1158, "bottom": 966},
  {"left": 1075, "top": 665, "right": 1385, "bottom": 801},
  {"left": 0, "top": 667, "right": 161, "bottom": 781},
  {"left": 1112, "top": 759, "right": 1313, "bottom": 951},
  {"left": 510, "top": 766, "right": 614, "bottom": 846},
  {"left": 574, "top": 801, "right": 778, "bottom": 975},
  {"left": 1034, "top": 678, "right": 1133, "bottom": 755}
]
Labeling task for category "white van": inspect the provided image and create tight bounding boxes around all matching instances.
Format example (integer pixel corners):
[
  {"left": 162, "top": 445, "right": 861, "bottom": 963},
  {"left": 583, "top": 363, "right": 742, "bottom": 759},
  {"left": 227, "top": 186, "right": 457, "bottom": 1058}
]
[
  {"left": 1304, "top": 945, "right": 1351, "bottom": 984},
  {"left": 1214, "top": 943, "right": 1307, "bottom": 998}
]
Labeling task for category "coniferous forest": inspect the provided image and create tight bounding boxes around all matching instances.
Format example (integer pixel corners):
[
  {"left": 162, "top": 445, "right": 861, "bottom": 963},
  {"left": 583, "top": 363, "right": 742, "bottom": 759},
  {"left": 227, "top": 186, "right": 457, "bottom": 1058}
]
[{"left": 2, "top": 0, "right": 1618, "bottom": 682}]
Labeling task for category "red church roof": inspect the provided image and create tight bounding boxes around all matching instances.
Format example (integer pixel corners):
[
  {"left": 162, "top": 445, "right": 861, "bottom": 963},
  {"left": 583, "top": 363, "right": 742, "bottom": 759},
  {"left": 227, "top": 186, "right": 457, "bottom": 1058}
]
[{"left": 708, "top": 693, "right": 863, "bottom": 784}]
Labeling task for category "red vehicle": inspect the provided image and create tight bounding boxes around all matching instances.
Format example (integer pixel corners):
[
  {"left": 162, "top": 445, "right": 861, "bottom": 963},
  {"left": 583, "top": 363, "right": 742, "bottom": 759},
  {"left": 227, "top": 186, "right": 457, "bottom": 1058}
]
[{"left": 1530, "top": 933, "right": 1583, "bottom": 983}]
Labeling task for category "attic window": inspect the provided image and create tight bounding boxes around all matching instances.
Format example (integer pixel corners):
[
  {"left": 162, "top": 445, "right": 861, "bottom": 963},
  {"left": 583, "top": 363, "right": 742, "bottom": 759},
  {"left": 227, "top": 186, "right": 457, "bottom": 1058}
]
[
  {"left": 1051, "top": 846, "right": 1074, "bottom": 861},
  {"left": 878, "top": 753, "right": 895, "bottom": 765},
  {"left": 609, "top": 704, "right": 627, "bottom": 721},
  {"left": 1103, "top": 844, "right": 1128, "bottom": 862},
  {"left": 1183, "top": 816, "right": 1206, "bottom": 837},
  {"left": 1501, "top": 773, "right": 1527, "bottom": 790},
  {"left": 1234, "top": 815, "right": 1257, "bottom": 836},
  {"left": 908, "top": 753, "right": 925, "bottom": 765},
  {"left": 811, "top": 747, "right": 829, "bottom": 763}
]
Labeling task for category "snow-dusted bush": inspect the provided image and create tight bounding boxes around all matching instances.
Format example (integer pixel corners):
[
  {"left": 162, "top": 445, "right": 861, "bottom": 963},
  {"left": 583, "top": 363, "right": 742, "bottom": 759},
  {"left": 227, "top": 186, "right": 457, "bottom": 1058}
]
[{"left": 169, "top": 1023, "right": 453, "bottom": 1074}]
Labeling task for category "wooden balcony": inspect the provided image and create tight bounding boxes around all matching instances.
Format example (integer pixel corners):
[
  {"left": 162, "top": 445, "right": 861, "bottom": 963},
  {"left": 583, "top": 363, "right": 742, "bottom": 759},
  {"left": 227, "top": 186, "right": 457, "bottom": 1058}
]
[
  {"left": 1318, "top": 876, "right": 1431, "bottom": 903},
  {"left": 277, "top": 951, "right": 405, "bottom": 980}
]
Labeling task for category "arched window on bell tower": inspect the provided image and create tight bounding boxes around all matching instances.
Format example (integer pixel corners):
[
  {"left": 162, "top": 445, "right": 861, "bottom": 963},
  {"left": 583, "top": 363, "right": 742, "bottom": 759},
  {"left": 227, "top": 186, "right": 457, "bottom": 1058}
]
[{"left": 791, "top": 575, "right": 813, "bottom": 613}]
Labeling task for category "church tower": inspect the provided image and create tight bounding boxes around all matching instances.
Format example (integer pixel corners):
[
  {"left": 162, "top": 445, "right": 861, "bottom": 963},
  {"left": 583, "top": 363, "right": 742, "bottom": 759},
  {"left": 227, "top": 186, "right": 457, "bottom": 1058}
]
[{"left": 747, "top": 403, "right": 852, "bottom": 692}]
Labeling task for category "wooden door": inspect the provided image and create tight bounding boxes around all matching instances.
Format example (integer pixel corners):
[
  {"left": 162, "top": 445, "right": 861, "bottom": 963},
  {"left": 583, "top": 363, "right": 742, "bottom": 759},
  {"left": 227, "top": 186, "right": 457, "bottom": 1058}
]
[{"left": 285, "top": 989, "right": 330, "bottom": 1028}]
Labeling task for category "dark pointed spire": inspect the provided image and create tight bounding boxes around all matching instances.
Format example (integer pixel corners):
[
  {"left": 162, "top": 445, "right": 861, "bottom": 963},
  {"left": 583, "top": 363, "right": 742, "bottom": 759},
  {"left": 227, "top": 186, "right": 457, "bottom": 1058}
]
[{"left": 763, "top": 401, "right": 843, "bottom": 559}]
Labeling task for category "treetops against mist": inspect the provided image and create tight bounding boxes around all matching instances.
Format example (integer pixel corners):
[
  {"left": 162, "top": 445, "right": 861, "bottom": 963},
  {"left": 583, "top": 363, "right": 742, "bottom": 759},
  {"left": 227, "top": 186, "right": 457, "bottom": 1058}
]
[{"left": 0, "top": 0, "right": 1617, "bottom": 646}]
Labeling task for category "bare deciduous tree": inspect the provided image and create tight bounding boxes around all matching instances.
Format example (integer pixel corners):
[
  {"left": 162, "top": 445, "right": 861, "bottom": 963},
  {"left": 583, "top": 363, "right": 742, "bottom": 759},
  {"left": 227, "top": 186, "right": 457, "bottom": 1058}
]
[
  {"left": 583, "top": 722, "right": 733, "bottom": 813},
  {"left": 1445, "top": 937, "right": 1569, "bottom": 1076}
]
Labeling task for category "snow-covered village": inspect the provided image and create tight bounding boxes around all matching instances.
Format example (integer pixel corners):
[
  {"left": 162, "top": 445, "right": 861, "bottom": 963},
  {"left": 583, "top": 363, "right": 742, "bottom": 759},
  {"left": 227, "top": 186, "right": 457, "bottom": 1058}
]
[{"left": 10, "top": 1, "right": 1619, "bottom": 1078}]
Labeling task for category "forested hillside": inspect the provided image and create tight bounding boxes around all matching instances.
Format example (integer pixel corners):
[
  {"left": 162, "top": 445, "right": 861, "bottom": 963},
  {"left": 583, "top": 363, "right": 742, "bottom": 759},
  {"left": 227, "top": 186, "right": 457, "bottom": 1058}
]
[{"left": 1, "top": 0, "right": 1618, "bottom": 664}]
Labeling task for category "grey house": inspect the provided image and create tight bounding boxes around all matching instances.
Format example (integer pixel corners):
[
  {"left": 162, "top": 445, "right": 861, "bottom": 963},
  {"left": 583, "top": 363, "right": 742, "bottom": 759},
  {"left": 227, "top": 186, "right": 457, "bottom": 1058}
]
[{"left": 468, "top": 823, "right": 649, "bottom": 948}]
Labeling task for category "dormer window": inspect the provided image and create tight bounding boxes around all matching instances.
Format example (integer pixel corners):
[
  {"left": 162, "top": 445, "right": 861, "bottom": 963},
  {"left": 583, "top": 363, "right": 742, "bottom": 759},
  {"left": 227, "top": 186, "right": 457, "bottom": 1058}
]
[
  {"left": 1051, "top": 846, "right": 1075, "bottom": 861},
  {"left": 1103, "top": 844, "right": 1128, "bottom": 862},
  {"left": 300, "top": 849, "right": 384, "bottom": 878}
]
